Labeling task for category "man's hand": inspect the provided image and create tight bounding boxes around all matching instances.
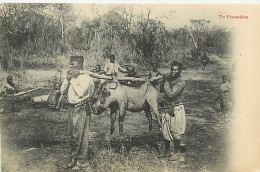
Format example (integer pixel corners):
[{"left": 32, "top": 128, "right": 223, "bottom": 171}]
[
  {"left": 166, "top": 103, "right": 175, "bottom": 117},
  {"left": 66, "top": 69, "right": 80, "bottom": 81}
]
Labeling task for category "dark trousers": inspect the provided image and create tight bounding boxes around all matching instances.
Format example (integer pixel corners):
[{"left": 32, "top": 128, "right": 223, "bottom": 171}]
[
  {"left": 68, "top": 103, "right": 91, "bottom": 162},
  {"left": 164, "top": 139, "right": 181, "bottom": 154}
]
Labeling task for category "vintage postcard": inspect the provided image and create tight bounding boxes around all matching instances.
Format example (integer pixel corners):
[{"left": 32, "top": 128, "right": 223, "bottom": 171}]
[{"left": 0, "top": 3, "right": 259, "bottom": 172}]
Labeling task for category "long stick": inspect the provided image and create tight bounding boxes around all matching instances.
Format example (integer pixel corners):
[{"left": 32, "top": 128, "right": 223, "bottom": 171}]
[
  {"left": 80, "top": 71, "right": 163, "bottom": 82},
  {"left": 0, "top": 88, "right": 41, "bottom": 101},
  {"left": 59, "top": 69, "right": 62, "bottom": 84},
  {"left": 12, "top": 88, "right": 40, "bottom": 97},
  {"left": 189, "top": 30, "right": 198, "bottom": 49}
]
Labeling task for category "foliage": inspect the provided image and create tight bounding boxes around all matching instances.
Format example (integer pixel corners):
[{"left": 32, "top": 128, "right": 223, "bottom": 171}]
[{"left": 0, "top": 4, "right": 231, "bottom": 71}]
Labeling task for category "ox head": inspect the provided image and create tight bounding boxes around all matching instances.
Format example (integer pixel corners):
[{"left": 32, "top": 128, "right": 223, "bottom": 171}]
[{"left": 91, "top": 80, "right": 119, "bottom": 115}]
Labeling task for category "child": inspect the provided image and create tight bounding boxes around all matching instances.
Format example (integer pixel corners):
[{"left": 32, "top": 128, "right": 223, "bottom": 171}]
[{"left": 216, "top": 75, "right": 232, "bottom": 118}]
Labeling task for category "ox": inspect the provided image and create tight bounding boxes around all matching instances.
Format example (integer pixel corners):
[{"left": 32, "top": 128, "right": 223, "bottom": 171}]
[{"left": 92, "top": 79, "right": 162, "bottom": 135}]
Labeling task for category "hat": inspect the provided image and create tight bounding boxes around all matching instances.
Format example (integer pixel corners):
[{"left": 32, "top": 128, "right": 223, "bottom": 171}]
[
  {"left": 171, "top": 61, "right": 182, "bottom": 71},
  {"left": 109, "top": 54, "right": 115, "bottom": 59},
  {"left": 70, "top": 56, "right": 84, "bottom": 63}
]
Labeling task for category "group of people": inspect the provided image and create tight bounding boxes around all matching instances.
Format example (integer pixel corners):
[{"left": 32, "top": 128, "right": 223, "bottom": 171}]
[
  {"left": 55, "top": 54, "right": 187, "bottom": 169},
  {"left": 1, "top": 52, "right": 230, "bottom": 169}
]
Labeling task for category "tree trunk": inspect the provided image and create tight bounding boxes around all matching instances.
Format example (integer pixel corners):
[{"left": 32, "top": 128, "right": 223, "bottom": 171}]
[
  {"left": 10, "top": 45, "right": 13, "bottom": 70},
  {"left": 61, "top": 14, "right": 64, "bottom": 39},
  {"left": 25, "top": 47, "right": 29, "bottom": 69}
]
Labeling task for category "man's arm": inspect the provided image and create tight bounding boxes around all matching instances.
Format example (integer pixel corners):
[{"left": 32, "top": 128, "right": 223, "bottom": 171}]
[
  {"left": 164, "top": 80, "right": 185, "bottom": 99},
  {"left": 88, "top": 77, "right": 95, "bottom": 99},
  {"left": 104, "top": 63, "right": 108, "bottom": 73},
  {"left": 4, "top": 83, "right": 14, "bottom": 90},
  {"left": 118, "top": 64, "right": 128, "bottom": 73},
  {"left": 56, "top": 79, "right": 69, "bottom": 110}
]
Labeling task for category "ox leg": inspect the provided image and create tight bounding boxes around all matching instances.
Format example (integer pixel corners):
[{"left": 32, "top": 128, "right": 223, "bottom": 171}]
[
  {"left": 118, "top": 104, "right": 126, "bottom": 135},
  {"left": 144, "top": 106, "right": 153, "bottom": 131},
  {"left": 149, "top": 100, "right": 162, "bottom": 128},
  {"left": 110, "top": 104, "right": 118, "bottom": 135}
]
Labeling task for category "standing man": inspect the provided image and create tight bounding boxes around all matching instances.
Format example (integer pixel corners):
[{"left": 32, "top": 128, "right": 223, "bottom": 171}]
[
  {"left": 58, "top": 56, "right": 95, "bottom": 170},
  {"left": 104, "top": 54, "right": 128, "bottom": 76},
  {"left": 200, "top": 51, "right": 209, "bottom": 70},
  {"left": 159, "top": 61, "right": 186, "bottom": 161}
]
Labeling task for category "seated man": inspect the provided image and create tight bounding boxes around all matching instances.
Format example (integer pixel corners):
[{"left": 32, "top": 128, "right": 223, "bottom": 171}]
[
  {"left": 1, "top": 76, "right": 19, "bottom": 95},
  {"left": 91, "top": 64, "right": 105, "bottom": 75},
  {"left": 104, "top": 54, "right": 129, "bottom": 76}
]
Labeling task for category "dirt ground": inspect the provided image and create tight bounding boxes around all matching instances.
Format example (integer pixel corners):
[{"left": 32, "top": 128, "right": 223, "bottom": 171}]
[{"left": 0, "top": 56, "right": 233, "bottom": 172}]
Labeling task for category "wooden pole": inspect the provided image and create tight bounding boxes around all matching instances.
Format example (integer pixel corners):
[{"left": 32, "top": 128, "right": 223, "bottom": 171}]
[
  {"left": 80, "top": 71, "right": 163, "bottom": 82},
  {"left": 189, "top": 30, "right": 198, "bottom": 49}
]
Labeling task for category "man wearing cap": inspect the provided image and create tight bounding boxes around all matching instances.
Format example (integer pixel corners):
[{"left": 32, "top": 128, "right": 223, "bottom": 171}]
[
  {"left": 159, "top": 61, "right": 186, "bottom": 161},
  {"left": 104, "top": 54, "right": 128, "bottom": 76},
  {"left": 58, "top": 56, "right": 95, "bottom": 170}
]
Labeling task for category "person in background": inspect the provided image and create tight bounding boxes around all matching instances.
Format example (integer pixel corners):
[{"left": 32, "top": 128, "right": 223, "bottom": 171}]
[
  {"left": 91, "top": 64, "right": 105, "bottom": 75},
  {"left": 200, "top": 51, "right": 209, "bottom": 70},
  {"left": 57, "top": 56, "right": 95, "bottom": 170},
  {"left": 1, "top": 76, "right": 19, "bottom": 95},
  {"left": 149, "top": 62, "right": 161, "bottom": 79},
  {"left": 191, "top": 49, "right": 197, "bottom": 64},
  {"left": 104, "top": 54, "right": 129, "bottom": 76},
  {"left": 125, "top": 66, "right": 138, "bottom": 78},
  {"left": 149, "top": 62, "right": 162, "bottom": 92},
  {"left": 215, "top": 75, "right": 232, "bottom": 119},
  {"left": 159, "top": 61, "right": 186, "bottom": 161}
]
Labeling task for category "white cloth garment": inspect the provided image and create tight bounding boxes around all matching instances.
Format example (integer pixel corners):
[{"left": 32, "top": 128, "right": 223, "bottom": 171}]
[
  {"left": 161, "top": 105, "right": 186, "bottom": 141},
  {"left": 60, "top": 73, "right": 94, "bottom": 104}
]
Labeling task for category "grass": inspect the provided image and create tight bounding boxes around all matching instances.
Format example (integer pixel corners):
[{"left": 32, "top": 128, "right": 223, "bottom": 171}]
[{"left": 0, "top": 55, "right": 232, "bottom": 172}]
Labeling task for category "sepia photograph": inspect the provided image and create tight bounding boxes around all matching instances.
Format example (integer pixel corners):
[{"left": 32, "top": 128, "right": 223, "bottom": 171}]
[{"left": 0, "top": 3, "right": 259, "bottom": 172}]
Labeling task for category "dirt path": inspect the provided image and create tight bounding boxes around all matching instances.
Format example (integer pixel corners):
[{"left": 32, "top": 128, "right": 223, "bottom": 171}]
[{"left": 0, "top": 56, "right": 232, "bottom": 172}]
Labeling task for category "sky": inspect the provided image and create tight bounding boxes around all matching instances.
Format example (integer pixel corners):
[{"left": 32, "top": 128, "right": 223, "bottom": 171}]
[{"left": 72, "top": 4, "right": 251, "bottom": 30}]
